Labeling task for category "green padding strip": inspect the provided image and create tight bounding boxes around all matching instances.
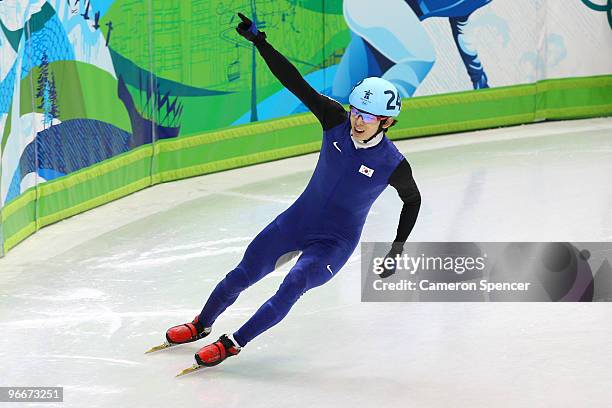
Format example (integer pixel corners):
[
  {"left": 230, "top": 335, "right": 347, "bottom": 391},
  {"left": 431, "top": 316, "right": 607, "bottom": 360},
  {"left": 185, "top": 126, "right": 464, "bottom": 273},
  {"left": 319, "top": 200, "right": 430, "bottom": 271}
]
[
  {"left": 399, "top": 91, "right": 536, "bottom": 133},
  {"left": 391, "top": 113, "right": 536, "bottom": 140},
  {"left": 537, "top": 75, "right": 612, "bottom": 91},
  {"left": 4, "top": 221, "right": 36, "bottom": 253},
  {"left": 536, "top": 77, "right": 612, "bottom": 119},
  {"left": 154, "top": 121, "right": 321, "bottom": 180},
  {"left": 2, "top": 189, "right": 36, "bottom": 219},
  {"left": 408, "top": 83, "right": 535, "bottom": 107},
  {"left": 36, "top": 146, "right": 153, "bottom": 197},
  {"left": 539, "top": 105, "right": 612, "bottom": 120},
  {"left": 153, "top": 141, "right": 322, "bottom": 183},
  {"left": 2, "top": 191, "right": 36, "bottom": 253},
  {"left": 37, "top": 156, "right": 152, "bottom": 223},
  {"left": 2, "top": 75, "right": 611, "bottom": 255},
  {"left": 37, "top": 177, "right": 152, "bottom": 228}
]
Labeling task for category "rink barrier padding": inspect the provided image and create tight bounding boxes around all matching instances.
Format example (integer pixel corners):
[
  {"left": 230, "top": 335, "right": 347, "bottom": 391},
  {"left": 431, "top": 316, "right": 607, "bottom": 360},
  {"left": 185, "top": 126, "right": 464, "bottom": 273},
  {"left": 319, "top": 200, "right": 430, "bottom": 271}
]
[
  {"left": 2, "top": 146, "right": 153, "bottom": 253},
  {"left": 34, "top": 147, "right": 153, "bottom": 227},
  {"left": 152, "top": 112, "right": 323, "bottom": 183},
  {"left": 391, "top": 84, "right": 537, "bottom": 139},
  {"left": 536, "top": 76, "right": 612, "bottom": 120},
  {"left": 1, "top": 189, "right": 37, "bottom": 255},
  {"left": 2, "top": 75, "right": 611, "bottom": 254}
]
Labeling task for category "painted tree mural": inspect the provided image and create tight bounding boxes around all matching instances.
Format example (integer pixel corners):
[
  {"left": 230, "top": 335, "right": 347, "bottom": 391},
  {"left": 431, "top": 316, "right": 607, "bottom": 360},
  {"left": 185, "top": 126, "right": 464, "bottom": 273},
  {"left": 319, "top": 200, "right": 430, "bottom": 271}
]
[{"left": 35, "top": 51, "right": 59, "bottom": 129}]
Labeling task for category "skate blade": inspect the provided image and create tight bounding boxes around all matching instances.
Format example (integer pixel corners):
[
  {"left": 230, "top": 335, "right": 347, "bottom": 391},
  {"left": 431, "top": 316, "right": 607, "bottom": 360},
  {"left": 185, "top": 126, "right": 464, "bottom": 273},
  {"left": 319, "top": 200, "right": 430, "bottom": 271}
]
[
  {"left": 144, "top": 341, "right": 174, "bottom": 354},
  {"left": 176, "top": 364, "right": 205, "bottom": 377}
]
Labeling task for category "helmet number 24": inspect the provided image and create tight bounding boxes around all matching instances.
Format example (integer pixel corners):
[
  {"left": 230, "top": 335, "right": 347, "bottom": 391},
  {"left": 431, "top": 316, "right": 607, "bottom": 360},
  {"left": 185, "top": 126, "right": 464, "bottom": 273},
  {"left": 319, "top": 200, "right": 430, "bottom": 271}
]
[{"left": 384, "top": 90, "right": 401, "bottom": 111}]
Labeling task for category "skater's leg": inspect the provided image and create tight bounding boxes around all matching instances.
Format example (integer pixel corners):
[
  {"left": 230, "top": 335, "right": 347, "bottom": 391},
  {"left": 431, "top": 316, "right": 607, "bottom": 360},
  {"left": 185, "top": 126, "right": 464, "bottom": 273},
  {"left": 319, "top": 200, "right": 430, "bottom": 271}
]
[
  {"left": 198, "top": 220, "right": 300, "bottom": 327},
  {"left": 232, "top": 241, "right": 354, "bottom": 347}
]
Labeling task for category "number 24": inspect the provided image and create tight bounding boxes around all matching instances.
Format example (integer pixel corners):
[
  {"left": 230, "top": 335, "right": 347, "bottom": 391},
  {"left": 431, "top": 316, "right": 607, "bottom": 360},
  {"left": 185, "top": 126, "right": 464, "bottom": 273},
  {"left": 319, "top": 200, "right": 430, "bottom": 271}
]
[{"left": 384, "top": 90, "right": 401, "bottom": 110}]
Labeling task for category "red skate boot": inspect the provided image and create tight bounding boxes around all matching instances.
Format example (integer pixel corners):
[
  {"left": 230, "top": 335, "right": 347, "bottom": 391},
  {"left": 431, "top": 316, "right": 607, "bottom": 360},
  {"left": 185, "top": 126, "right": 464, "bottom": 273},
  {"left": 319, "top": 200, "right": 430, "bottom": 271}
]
[
  {"left": 145, "top": 315, "right": 212, "bottom": 354},
  {"left": 166, "top": 314, "right": 211, "bottom": 345},
  {"left": 194, "top": 334, "right": 241, "bottom": 367}
]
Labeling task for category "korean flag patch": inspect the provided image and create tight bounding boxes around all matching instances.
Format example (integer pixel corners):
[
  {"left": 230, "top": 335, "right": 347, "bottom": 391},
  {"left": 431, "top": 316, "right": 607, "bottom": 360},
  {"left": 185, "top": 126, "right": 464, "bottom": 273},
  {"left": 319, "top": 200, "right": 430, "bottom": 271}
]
[{"left": 359, "top": 164, "right": 374, "bottom": 178}]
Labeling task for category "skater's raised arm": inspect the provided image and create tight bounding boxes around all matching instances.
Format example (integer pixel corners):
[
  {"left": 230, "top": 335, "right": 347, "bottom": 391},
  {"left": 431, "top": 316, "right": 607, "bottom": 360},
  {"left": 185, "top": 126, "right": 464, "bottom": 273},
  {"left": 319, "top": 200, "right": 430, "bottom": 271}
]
[{"left": 236, "top": 13, "right": 346, "bottom": 130}]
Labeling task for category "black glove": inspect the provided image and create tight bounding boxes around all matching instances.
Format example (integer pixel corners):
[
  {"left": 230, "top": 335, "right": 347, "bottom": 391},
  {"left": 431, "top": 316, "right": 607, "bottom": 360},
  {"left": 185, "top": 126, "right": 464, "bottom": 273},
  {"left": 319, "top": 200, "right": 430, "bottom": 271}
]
[
  {"left": 236, "top": 12, "right": 267, "bottom": 45},
  {"left": 379, "top": 242, "right": 404, "bottom": 279}
]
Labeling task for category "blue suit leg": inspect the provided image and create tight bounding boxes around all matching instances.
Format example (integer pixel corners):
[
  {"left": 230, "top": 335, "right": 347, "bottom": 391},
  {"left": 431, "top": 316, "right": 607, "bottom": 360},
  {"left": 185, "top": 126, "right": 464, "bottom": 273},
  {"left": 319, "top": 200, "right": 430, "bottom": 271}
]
[
  {"left": 233, "top": 240, "right": 355, "bottom": 347},
  {"left": 449, "top": 15, "right": 489, "bottom": 89},
  {"left": 198, "top": 220, "right": 300, "bottom": 327}
]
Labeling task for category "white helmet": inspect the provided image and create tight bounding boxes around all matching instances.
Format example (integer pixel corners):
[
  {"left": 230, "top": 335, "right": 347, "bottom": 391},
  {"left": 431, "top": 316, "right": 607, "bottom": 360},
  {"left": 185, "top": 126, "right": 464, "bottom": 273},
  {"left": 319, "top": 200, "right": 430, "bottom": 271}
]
[{"left": 348, "top": 77, "right": 402, "bottom": 117}]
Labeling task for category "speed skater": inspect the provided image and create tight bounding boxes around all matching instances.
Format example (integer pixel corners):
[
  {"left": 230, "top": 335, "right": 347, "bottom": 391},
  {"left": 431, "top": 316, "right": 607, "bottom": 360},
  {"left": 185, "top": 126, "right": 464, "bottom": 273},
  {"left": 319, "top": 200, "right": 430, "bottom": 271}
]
[{"left": 162, "top": 12, "right": 421, "bottom": 369}]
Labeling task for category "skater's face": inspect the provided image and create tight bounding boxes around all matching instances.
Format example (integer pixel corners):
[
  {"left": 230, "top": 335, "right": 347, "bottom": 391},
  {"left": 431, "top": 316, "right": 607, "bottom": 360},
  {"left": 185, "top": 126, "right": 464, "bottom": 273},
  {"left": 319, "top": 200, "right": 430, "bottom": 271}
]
[{"left": 350, "top": 106, "right": 394, "bottom": 141}]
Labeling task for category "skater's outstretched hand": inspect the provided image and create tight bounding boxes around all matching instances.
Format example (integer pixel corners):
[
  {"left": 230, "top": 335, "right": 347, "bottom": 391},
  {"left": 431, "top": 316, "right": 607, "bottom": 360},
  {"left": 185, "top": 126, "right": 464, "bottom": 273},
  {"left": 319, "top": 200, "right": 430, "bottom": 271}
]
[
  {"left": 236, "top": 12, "right": 266, "bottom": 44},
  {"left": 379, "top": 243, "right": 404, "bottom": 279}
]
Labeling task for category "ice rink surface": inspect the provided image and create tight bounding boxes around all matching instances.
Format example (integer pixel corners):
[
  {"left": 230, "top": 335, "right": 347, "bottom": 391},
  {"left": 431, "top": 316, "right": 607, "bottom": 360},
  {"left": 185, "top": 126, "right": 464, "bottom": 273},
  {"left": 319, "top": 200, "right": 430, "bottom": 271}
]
[{"left": 1, "top": 118, "right": 611, "bottom": 407}]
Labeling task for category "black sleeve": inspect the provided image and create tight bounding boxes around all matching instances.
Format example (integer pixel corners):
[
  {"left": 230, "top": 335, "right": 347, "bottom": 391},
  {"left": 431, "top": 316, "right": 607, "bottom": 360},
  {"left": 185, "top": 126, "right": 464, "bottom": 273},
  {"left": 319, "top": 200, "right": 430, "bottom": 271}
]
[
  {"left": 255, "top": 39, "right": 347, "bottom": 130},
  {"left": 388, "top": 159, "right": 421, "bottom": 244}
]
